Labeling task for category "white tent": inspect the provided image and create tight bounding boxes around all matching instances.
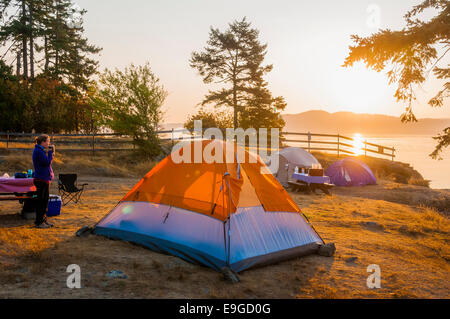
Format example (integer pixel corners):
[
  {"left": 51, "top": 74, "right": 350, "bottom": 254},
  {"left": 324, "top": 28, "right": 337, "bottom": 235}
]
[{"left": 270, "top": 147, "right": 321, "bottom": 186}]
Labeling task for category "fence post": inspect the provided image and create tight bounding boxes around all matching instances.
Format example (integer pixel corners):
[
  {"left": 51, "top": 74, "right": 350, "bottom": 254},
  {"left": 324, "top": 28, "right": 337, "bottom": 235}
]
[
  {"left": 171, "top": 128, "right": 174, "bottom": 147},
  {"left": 337, "top": 134, "right": 340, "bottom": 158},
  {"left": 92, "top": 132, "right": 95, "bottom": 156},
  {"left": 6, "top": 130, "right": 9, "bottom": 149},
  {"left": 307, "top": 132, "right": 311, "bottom": 152},
  {"left": 364, "top": 141, "right": 367, "bottom": 157},
  {"left": 392, "top": 147, "right": 395, "bottom": 161}
]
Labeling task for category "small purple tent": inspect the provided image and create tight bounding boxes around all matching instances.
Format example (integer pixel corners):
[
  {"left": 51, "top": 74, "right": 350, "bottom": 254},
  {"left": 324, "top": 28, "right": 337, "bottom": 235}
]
[{"left": 325, "top": 158, "right": 376, "bottom": 187}]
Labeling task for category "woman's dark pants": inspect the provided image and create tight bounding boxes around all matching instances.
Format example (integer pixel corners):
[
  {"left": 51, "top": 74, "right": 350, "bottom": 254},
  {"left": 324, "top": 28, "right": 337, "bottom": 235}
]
[{"left": 33, "top": 180, "right": 49, "bottom": 225}]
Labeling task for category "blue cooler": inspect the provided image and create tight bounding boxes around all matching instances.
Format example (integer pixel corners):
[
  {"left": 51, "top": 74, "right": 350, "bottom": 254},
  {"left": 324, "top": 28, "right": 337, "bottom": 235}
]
[{"left": 47, "top": 195, "right": 62, "bottom": 217}]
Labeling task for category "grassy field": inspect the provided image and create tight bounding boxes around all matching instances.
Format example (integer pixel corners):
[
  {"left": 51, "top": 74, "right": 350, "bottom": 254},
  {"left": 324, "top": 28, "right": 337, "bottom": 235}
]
[{"left": 0, "top": 172, "right": 449, "bottom": 298}]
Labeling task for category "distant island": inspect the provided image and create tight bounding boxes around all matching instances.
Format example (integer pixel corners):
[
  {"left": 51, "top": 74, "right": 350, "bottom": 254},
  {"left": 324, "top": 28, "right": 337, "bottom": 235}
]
[
  {"left": 282, "top": 110, "right": 450, "bottom": 136},
  {"left": 163, "top": 110, "right": 449, "bottom": 136}
]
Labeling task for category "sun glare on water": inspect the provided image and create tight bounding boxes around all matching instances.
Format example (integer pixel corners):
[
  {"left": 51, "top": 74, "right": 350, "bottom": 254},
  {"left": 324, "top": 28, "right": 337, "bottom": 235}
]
[{"left": 352, "top": 133, "right": 365, "bottom": 156}]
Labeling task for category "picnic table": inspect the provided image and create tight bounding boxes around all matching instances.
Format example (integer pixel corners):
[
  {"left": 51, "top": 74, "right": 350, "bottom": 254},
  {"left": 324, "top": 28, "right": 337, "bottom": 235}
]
[
  {"left": 0, "top": 177, "right": 36, "bottom": 193},
  {"left": 289, "top": 173, "right": 334, "bottom": 195},
  {"left": 0, "top": 177, "right": 36, "bottom": 201}
]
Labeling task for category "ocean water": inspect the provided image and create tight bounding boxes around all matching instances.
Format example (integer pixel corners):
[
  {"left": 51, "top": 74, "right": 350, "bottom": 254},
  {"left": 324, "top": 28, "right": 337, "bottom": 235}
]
[
  {"left": 161, "top": 125, "right": 449, "bottom": 189},
  {"left": 366, "top": 135, "right": 450, "bottom": 189}
]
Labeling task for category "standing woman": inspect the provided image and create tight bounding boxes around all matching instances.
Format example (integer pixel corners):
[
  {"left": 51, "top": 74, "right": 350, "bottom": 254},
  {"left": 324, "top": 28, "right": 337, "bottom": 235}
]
[{"left": 32, "top": 135, "right": 56, "bottom": 229}]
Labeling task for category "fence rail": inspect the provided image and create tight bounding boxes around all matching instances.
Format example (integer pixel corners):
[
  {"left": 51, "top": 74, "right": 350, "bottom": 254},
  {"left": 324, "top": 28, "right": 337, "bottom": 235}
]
[
  {"left": 282, "top": 132, "right": 395, "bottom": 160},
  {"left": 0, "top": 130, "right": 395, "bottom": 161}
]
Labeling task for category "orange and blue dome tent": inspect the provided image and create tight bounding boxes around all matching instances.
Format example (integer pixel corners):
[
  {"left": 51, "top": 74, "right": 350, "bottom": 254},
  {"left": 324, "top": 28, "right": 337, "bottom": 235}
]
[{"left": 93, "top": 140, "right": 324, "bottom": 272}]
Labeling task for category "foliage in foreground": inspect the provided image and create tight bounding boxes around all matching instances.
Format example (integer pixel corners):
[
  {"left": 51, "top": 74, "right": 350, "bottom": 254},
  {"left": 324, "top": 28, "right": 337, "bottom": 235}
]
[{"left": 344, "top": 0, "right": 449, "bottom": 159}]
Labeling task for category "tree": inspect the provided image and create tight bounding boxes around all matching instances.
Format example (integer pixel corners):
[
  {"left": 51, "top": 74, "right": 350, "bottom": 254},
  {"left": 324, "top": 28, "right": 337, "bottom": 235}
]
[
  {"left": 344, "top": 0, "right": 449, "bottom": 159},
  {"left": 239, "top": 95, "right": 286, "bottom": 131},
  {"left": 42, "top": 0, "right": 101, "bottom": 88},
  {"left": 91, "top": 63, "right": 167, "bottom": 158},
  {"left": 0, "top": 75, "right": 74, "bottom": 133},
  {"left": 190, "top": 17, "right": 286, "bottom": 130},
  {"left": 0, "top": 58, "right": 14, "bottom": 80},
  {"left": 0, "top": 0, "right": 30, "bottom": 79},
  {"left": 184, "top": 107, "right": 233, "bottom": 132},
  {"left": 0, "top": 0, "right": 101, "bottom": 85},
  {"left": 0, "top": 0, "right": 101, "bottom": 133}
]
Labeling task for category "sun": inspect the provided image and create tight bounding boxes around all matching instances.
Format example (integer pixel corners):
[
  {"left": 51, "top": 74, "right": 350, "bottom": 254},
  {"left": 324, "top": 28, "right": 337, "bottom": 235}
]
[{"left": 352, "top": 133, "right": 365, "bottom": 156}]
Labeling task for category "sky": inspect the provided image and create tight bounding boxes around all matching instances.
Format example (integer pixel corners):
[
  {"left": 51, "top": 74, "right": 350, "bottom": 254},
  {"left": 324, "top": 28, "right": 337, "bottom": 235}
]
[{"left": 75, "top": 0, "right": 450, "bottom": 123}]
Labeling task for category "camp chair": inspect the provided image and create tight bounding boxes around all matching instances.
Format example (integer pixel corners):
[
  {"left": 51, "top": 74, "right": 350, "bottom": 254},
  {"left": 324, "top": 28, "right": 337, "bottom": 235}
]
[{"left": 58, "top": 174, "right": 88, "bottom": 206}]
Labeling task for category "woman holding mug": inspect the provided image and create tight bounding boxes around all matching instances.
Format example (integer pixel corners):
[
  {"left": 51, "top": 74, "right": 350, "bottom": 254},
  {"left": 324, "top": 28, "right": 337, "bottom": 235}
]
[{"left": 32, "top": 135, "right": 56, "bottom": 229}]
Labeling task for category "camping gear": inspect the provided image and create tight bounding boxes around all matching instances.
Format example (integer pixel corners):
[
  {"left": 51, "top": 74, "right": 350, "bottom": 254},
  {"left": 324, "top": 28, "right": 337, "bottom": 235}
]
[
  {"left": 58, "top": 174, "right": 88, "bottom": 206},
  {"left": 290, "top": 172, "right": 333, "bottom": 195},
  {"left": 21, "top": 195, "right": 62, "bottom": 219},
  {"left": 325, "top": 158, "right": 376, "bottom": 186},
  {"left": 14, "top": 172, "right": 28, "bottom": 179},
  {"left": 93, "top": 140, "right": 324, "bottom": 273},
  {"left": 270, "top": 147, "right": 321, "bottom": 186},
  {"left": 21, "top": 194, "right": 37, "bottom": 220},
  {"left": 309, "top": 168, "right": 324, "bottom": 177},
  {"left": 47, "top": 195, "right": 62, "bottom": 217}
]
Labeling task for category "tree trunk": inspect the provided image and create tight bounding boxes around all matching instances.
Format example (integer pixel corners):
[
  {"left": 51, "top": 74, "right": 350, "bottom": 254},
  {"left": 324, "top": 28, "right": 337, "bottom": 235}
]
[
  {"left": 16, "top": 51, "right": 21, "bottom": 77},
  {"left": 29, "top": 0, "right": 34, "bottom": 79},
  {"left": 233, "top": 90, "right": 238, "bottom": 129},
  {"left": 44, "top": 35, "right": 49, "bottom": 73},
  {"left": 21, "top": 0, "right": 28, "bottom": 79},
  {"left": 232, "top": 51, "right": 239, "bottom": 129}
]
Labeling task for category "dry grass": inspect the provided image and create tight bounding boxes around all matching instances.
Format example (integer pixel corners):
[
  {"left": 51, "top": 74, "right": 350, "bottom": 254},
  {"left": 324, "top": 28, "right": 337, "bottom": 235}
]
[
  {"left": 0, "top": 174, "right": 449, "bottom": 299},
  {"left": 331, "top": 180, "right": 450, "bottom": 214},
  {"left": 0, "top": 153, "right": 156, "bottom": 178},
  {"left": 0, "top": 142, "right": 31, "bottom": 149}
]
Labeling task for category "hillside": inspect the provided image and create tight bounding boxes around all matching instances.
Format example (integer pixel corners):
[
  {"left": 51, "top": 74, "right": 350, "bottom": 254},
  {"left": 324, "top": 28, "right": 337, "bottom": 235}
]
[{"left": 282, "top": 111, "right": 450, "bottom": 136}]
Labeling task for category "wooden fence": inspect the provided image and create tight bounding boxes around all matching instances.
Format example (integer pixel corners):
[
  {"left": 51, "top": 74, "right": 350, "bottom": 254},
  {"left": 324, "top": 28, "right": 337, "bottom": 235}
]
[
  {"left": 0, "top": 130, "right": 396, "bottom": 161},
  {"left": 282, "top": 132, "right": 396, "bottom": 161}
]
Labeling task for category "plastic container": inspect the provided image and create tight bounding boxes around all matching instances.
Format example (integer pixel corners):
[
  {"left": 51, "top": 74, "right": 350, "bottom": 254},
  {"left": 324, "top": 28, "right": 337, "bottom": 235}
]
[{"left": 47, "top": 195, "right": 62, "bottom": 217}]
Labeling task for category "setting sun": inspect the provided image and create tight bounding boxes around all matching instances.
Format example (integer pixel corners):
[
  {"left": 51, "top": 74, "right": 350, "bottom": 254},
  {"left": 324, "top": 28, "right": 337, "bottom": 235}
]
[{"left": 352, "top": 133, "right": 365, "bottom": 155}]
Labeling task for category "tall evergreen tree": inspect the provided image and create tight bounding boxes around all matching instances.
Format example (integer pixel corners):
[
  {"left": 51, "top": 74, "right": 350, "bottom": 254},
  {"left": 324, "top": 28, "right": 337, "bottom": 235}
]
[
  {"left": 190, "top": 17, "right": 286, "bottom": 130},
  {"left": 1, "top": 0, "right": 101, "bottom": 85},
  {"left": 0, "top": 0, "right": 101, "bottom": 133},
  {"left": 0, "top": 0, "right": 31, "bottom": 79}
]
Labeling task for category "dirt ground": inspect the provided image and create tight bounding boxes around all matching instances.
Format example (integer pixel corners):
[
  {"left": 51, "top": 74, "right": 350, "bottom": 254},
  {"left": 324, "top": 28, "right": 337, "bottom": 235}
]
[{"left": 0, "top": 176, "right": 449, "bottom": 299}]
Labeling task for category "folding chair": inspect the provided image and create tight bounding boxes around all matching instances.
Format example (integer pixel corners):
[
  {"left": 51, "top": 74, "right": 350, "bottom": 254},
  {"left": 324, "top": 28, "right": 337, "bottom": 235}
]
[{"left": 58, "top": 174, "right": 88, "bottom": 206}]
